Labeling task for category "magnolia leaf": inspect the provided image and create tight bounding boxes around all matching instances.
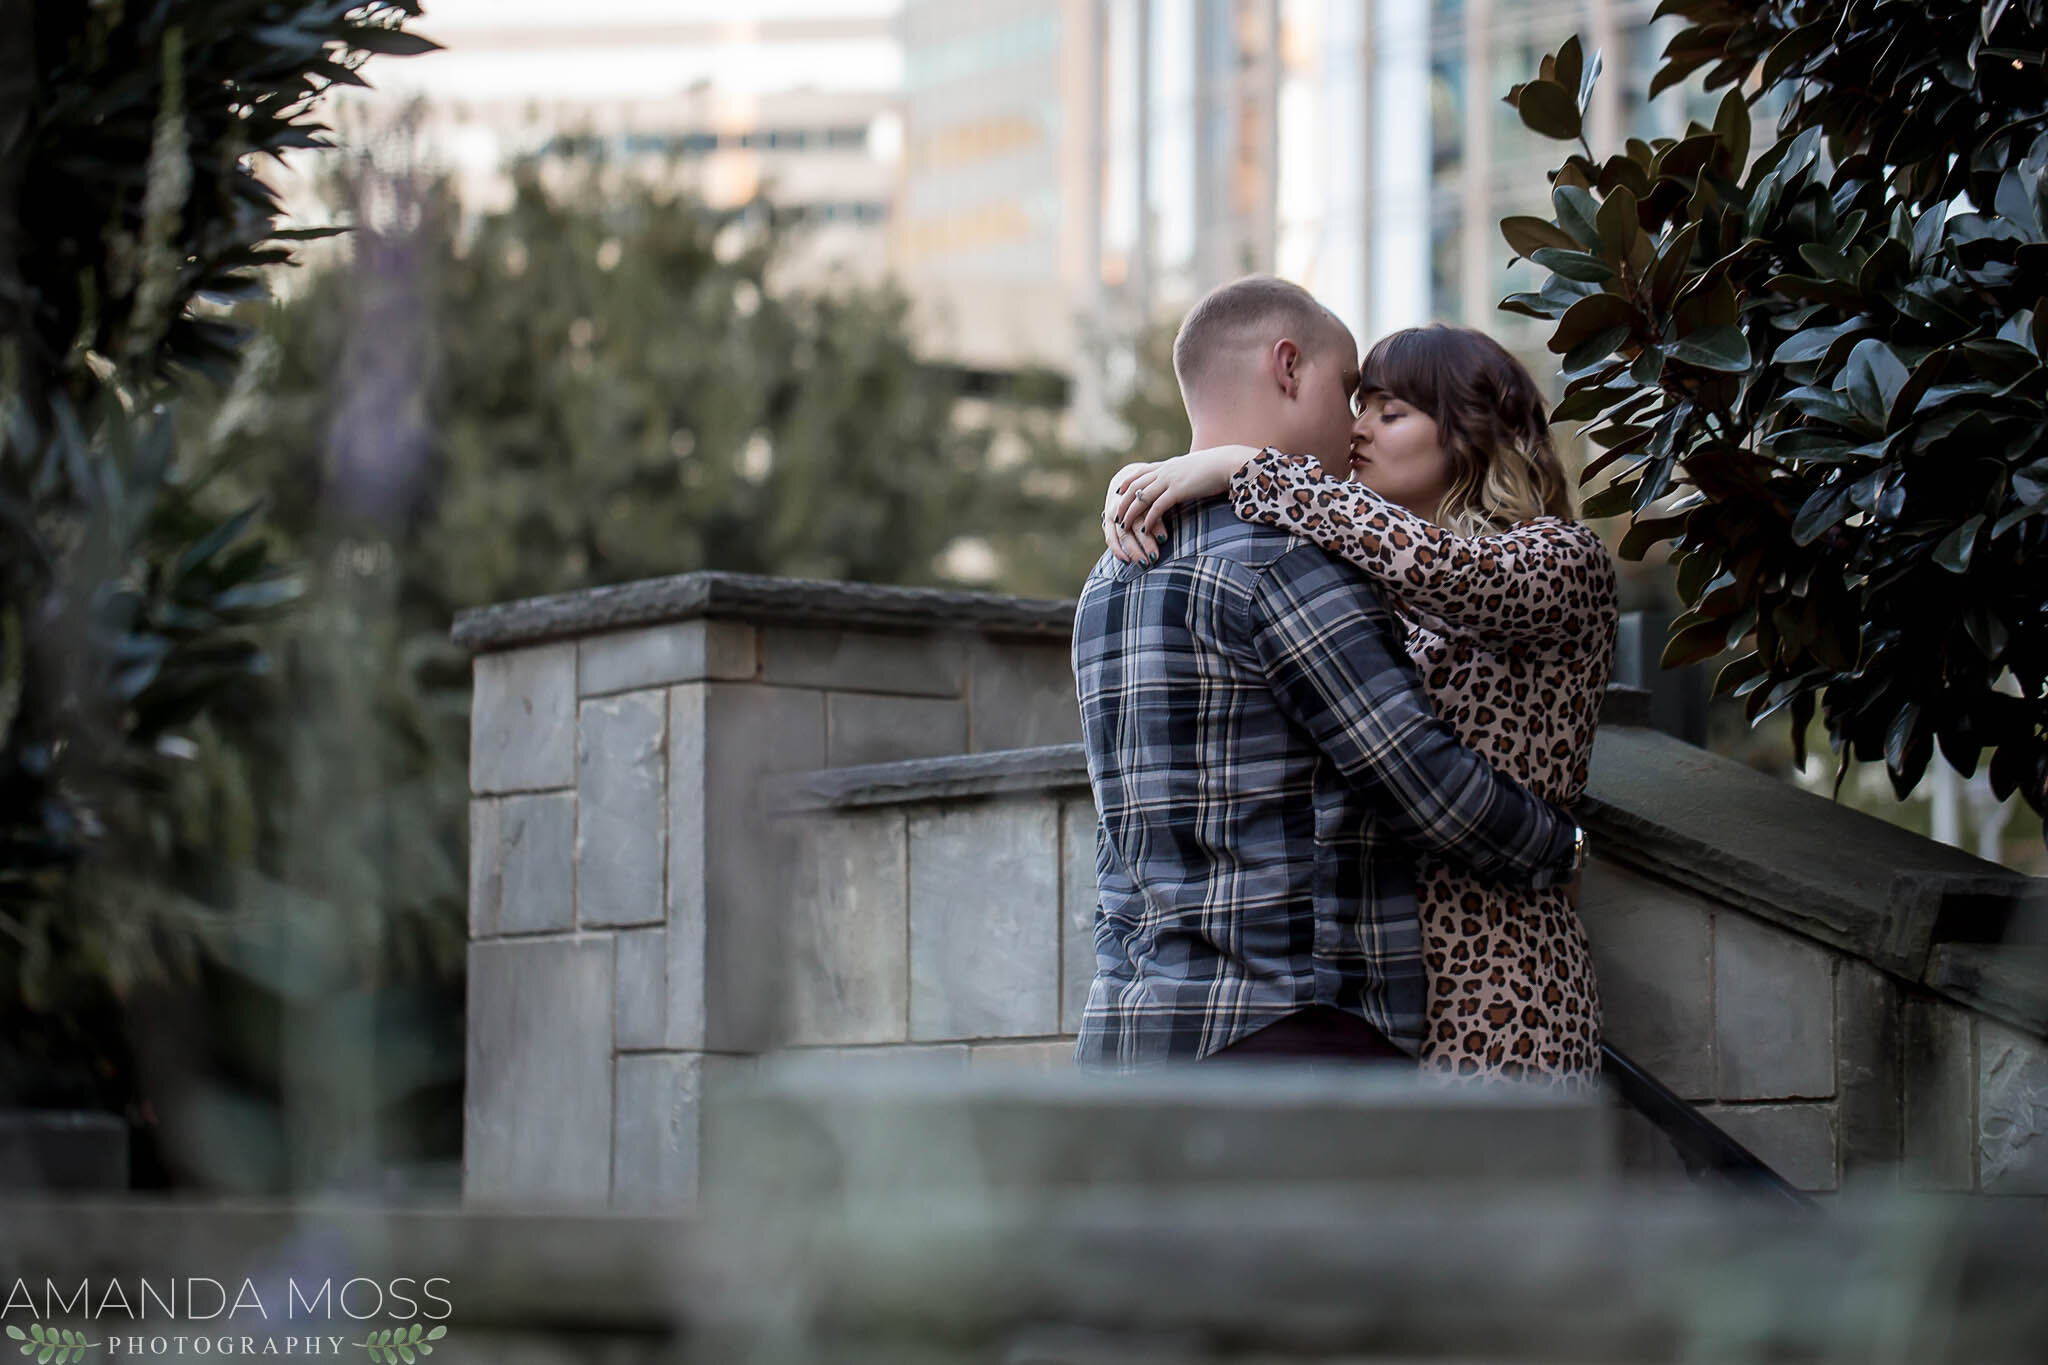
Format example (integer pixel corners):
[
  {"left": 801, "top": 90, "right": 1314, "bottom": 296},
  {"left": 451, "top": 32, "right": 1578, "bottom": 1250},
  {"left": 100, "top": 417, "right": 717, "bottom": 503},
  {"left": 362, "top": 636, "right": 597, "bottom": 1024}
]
[
  {"left": 1662, "top": 615, "right": 1740, "bottom": 668},
  {"left": 1996, "top": 164, "right": 2046, "bottom": 237},
  {"left": 1619, "top": 511, "right": 1691, "bottom": 560},
  {"left": 1540, "top": 272, "right": 1604, "bottom": 309},
  {"left": 1649, "top": 51, "right": 1717, "bottom": 101},
  {"left": 2013, "top": 460, "right": 2048, "bottom": 506},
  {"left": 1993, "top": 502, "right": 2040, "bottom": 537},
  {"left": 1564, "top": 326, "right": 1632, "bottom": 375},
  {"left": 1796, "top": 243, "right": 1858, "bottom": 284},
  {"left": 1963, "top": 605, "right": 2010, "bottom": 661},
  {"left": 1633, "top": 452, "right": 1678, "bottom": 510},
  {"left": 1551, "top": 386, "right": 1632, "bottom": 422},
  {"left": 1631, "top": 344, "right": 1666, "bottom": 384},
  {"left": 1582, "top": 445, "right": 1643, "bottom": 484},
  {"left": 1548, "top": 292, "right": 1638, "bottom": 354},
  {"left": 1582, "top": 479, "right": 1639, "bottom": 519},
  {"left": 1714, "top": 651, "right": 1769, "bottom": 698},
  {"left": 1934, "top": 515, "right": 1984, "bottom": 572},
  {"left": 1780, "top": 384, "right": 1875, "bottom": 433},
  {"left": 1791, "top": 481, "right": 1855, "bottom": 545},
  {"left": 1649, "top": 221, "right": 1703, "bottom": 307},
  {"left": 1876, "top": 477, "right": 1908, "bottom": 522},
  {"left": 344, "top": 26, "right": 444, "bottom": 58},
  {"left": 1712, "top": 86, "right": 1751, "bottom": 172},
  {"left": 1988, "top": 741, "right": 2030, "bottom": 803},
  {"left": 1668, "top": 324, "right": 1751, "bottom": 371},
  {"left": 1587, "top": 417, "right": 1653, "bottom": 446},
  {"left": 1842, "top": 338, "right": 1910, "bottom": 425},
  {"left": 1676, "top": 549, "right": 1721, "bottom": 604},
  {"left": 1530, "top": 247, "right": 1616, "bottom": 281},
  {"left": 1598, "top": 151, "right": 1653, "bottom": 199},
  {"left": 1517, "top": 79, "right": 1584, "bottom": 141},
  {"left": 1761, "top": 23, "right": 1828, "bottom": 88},
  {"left": 1553, "top": 35, "right": 1585, "bottom": 101},
  {"left": 1771, "top": 302, "right": 1831, "bottom": 331},
  {"left": 1774, "top": 319, "right": 1873, "bottom": 366},
  {"left": 1595, "top": 185, "right": 1643, "bottom": 260},
  {"left": 1764, "top": 429, "right": 1872, "bottom": 464},
  {"left": 1651, "top": 132, "right": 1723, "bottom": 183},
  {"left": 1886, "top": 702, "right": 1929, "bottom": 784},
  {"left": 1553, "top": 184, "right": 1603, "bottom": 251},
  {"left": 1743, "top": 161, "right": 1785, "bottom": 238},
  {"left": 1501, "top": 215, "right": 1580, "bottom": 258}
]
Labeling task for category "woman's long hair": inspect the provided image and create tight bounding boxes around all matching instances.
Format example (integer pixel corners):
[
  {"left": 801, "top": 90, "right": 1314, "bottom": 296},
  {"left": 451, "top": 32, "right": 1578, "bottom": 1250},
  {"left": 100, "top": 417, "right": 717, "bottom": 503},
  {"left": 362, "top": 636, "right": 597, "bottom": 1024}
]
[{"left": 1358, "top": 325, "right": 1576, "bottom": 536}]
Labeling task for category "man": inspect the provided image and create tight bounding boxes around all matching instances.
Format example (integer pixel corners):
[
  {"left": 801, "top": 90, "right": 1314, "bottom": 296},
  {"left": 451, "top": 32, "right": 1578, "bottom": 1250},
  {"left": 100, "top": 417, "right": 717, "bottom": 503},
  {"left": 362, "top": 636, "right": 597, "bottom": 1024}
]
[{"left": 1072, "top": 275, "right": 1583, "bottom": 1069}]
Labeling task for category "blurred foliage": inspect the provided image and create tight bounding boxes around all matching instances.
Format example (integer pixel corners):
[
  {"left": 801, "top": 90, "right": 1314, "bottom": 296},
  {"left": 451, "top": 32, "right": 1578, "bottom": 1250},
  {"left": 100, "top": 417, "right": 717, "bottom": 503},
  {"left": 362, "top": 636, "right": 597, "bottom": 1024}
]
[
  {"left": 7, "top": 1, "right": 438, "bottom": 401},
  {"left": 0, "top": 1, "right": 438, "bottom": 1179},
  {"left": 1499, "top": 2, "right": 2048, "bottom": 842},
  {"left": 208, "top": 151, "right": 1115, "bottom": 617}
]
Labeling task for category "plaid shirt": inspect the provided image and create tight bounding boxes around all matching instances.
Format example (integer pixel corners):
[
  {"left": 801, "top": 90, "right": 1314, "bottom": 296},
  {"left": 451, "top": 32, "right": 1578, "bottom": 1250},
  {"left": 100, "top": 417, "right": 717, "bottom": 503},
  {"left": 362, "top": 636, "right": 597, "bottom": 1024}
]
[{"left": 1071, "top": 499, "right": 1578, "bottom": 1069}]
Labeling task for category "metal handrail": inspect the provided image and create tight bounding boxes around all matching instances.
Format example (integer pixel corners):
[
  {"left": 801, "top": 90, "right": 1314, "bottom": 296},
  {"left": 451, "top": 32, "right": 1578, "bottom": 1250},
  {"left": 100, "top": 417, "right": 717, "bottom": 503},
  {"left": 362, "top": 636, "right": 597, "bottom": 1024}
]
[{"left": 1600, "top": 1042, "right": 1820, "bottom": 1210}]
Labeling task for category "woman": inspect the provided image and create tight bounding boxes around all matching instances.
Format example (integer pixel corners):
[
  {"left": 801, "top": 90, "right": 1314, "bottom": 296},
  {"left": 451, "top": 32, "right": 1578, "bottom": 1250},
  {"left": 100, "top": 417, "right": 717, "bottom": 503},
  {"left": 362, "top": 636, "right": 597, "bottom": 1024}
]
[{"left": 1103, "top": 324, "right": 1617, "bottom": 1089}]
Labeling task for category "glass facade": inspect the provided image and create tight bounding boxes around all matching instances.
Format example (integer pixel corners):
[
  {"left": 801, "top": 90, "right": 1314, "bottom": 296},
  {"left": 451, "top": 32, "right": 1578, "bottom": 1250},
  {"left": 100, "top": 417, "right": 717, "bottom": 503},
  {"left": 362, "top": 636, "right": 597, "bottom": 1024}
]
[
  {"left": 890, "top": 0, "right": 1735, "bottom": 381},
  {"left": 1082, "top": 0, "right": 1730, "bottom": 376}
]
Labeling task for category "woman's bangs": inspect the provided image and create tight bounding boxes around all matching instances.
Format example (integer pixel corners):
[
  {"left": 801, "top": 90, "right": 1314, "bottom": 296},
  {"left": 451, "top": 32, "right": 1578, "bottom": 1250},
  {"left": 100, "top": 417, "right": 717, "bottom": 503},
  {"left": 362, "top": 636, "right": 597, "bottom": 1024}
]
[{"left": 1358, "top": 331, "right": 1449, "bottom": 419}]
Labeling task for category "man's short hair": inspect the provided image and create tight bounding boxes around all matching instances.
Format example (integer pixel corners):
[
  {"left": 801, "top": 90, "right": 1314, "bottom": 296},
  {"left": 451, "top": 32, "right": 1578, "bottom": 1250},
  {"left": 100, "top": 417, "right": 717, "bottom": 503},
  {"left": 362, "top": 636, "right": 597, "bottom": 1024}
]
[{"left": 1172, "top": 275, "right": 1340, "bottom": 397}]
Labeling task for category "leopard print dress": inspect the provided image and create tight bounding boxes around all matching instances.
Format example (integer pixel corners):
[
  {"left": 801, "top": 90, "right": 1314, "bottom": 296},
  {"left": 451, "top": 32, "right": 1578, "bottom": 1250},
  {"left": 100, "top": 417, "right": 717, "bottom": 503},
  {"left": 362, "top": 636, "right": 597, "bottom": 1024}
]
[{"left": 1231, "top": 449, "right": 1618, "bottom": 1089}]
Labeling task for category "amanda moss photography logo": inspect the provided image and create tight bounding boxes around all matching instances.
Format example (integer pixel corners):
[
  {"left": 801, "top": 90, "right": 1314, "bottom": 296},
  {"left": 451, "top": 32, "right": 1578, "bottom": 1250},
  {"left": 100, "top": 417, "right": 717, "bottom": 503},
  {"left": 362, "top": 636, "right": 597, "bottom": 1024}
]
[{"left": 4, "top": 1277, "right": 452, "bottom": 1360}]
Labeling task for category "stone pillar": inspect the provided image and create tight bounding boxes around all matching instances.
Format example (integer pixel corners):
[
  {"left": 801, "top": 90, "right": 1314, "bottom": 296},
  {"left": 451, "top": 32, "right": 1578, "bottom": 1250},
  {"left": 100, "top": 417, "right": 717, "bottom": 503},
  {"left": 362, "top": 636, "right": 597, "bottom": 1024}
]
[{"left": 457, "top": 574, "right": 1080, "bottom": 1209}]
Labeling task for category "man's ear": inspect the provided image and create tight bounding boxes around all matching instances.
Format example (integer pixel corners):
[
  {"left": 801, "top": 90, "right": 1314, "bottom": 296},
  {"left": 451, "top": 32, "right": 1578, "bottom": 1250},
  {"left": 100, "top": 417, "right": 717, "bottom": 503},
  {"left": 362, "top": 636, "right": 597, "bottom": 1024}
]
[{"left": 1269, "top": 338, "right": 1302, "bottom": 400}]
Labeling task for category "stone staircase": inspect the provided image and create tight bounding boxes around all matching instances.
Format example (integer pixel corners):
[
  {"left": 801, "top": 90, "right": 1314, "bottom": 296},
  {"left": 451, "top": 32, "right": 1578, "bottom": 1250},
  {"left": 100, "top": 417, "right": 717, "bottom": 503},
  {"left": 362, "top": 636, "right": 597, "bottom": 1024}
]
[{"left": 456, "top": 571, "right": 2048, "bottom": 1209}]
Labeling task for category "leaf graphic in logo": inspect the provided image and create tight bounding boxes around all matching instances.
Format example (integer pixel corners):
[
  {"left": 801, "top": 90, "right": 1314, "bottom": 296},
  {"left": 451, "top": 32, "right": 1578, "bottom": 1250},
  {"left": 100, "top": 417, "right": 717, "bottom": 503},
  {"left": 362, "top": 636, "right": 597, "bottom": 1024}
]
[{"left": 357, "top": 1322, "right": 445, "bottom": 1363}]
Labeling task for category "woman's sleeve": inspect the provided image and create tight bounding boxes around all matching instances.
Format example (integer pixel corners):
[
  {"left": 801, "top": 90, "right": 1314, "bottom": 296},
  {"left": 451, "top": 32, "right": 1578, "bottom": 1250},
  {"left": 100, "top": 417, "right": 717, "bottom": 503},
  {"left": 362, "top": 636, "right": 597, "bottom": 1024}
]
[{"left": 1227, "top": 447, "right": 1612, "bottom": 651}]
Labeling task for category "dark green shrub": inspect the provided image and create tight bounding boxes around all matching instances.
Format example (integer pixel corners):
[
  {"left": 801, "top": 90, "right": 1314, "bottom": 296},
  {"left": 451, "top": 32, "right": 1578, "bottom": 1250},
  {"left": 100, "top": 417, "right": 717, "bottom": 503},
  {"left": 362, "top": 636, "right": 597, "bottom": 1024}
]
[{"left": 1500, "top": 1, "right": 2048, "bottom": 838}]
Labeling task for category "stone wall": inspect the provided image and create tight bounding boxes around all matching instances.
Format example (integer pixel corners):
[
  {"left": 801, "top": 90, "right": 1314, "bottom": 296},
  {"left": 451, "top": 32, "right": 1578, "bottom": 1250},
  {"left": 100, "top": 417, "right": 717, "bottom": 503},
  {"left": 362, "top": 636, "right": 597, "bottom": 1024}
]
[
  {"left": 458, "top": 574, "right": 1081, "bottom": 1208},
  {"left": 11, "top": 1170, "right": 2048, "bottom": 1364},
  {"left": 458, "top": 572, "right": 2048, "bottom": 1209}
]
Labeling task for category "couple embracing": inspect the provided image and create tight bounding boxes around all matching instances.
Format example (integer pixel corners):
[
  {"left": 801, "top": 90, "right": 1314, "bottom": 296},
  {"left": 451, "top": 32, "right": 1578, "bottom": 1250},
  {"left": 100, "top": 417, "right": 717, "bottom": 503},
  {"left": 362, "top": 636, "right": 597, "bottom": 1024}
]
[{"left": 1073, "top": 275, "right": 1618, "bottom": 1089}]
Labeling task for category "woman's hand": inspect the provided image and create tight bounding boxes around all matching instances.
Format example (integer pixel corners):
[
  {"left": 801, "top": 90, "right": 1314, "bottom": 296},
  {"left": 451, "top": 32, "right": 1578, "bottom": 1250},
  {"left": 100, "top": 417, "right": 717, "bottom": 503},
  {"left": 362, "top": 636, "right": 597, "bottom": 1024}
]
[
  {"left": 1113, "top": 445, "right": 1263, "bottom": 540},
  {"left": 1102, "top": 461, "right": 1162, "bottom": 564}
]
